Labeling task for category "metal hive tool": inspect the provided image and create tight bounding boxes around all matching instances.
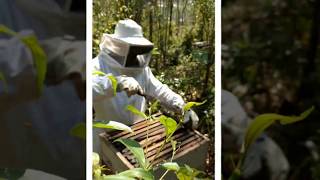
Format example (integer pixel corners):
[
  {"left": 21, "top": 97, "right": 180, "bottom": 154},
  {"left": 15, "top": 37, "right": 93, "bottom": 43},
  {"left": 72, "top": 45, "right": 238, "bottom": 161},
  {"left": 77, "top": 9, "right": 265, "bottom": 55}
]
[{"left": 99, "top": 113, "right": 209, "bottom": 178}]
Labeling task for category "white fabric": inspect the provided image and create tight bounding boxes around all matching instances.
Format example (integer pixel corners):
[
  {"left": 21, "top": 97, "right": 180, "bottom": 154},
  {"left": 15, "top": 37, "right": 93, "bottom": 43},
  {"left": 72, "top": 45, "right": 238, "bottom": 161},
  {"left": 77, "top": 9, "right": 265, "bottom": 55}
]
[
  {"left": 0, "top": 31, "right": 86, "bottom": 179},
  {"left": 111, "top": 19, "right": 153, "bottom": 46},
  {"left": 92, "top": 51, "right": 185, "bottom": 152},
  {"left": 100, "top": 34, "right": 152, "bottom": 68}
]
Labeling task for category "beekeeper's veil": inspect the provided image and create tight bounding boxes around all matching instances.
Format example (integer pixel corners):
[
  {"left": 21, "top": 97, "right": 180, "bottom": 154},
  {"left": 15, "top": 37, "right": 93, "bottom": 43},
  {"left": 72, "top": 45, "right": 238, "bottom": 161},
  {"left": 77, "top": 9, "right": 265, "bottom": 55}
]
[{"left": 99, "top": 19, "right": 154, "bottom": 69}]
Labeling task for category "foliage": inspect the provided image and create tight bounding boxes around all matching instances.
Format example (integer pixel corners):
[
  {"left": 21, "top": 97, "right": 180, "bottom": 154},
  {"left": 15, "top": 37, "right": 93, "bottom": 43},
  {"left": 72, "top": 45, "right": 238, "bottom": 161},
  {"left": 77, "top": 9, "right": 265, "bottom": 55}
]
[
  {"left": 114, "top": 138, "right": 149, "bottom": 170},
  {"left": 0, "top": 25, "right": 47, "bottom": 95},
  {"left": 228, "top": 107, "right": 314, "bottom": 180},
  {"left": 0, "top": 72, "right": 8, "bottom": 93},
  {"left": 70, "top": 122, "right": 86, "bottom": 140},
  {"left": 93, "top": 98, "right": 211, "bottom": 179},
  {"left": 223, "top": 1, "right": 320, "bottom": 178},
  {"left": 93, "top": 121, "right": 132, "bottom": 132}
]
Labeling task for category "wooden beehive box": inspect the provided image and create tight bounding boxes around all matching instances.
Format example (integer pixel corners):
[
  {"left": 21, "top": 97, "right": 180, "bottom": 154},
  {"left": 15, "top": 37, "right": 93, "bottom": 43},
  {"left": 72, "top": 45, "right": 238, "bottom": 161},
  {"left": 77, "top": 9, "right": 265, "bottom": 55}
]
[{"left": 99, "top": 113, "right": 209, "bottom": 179}]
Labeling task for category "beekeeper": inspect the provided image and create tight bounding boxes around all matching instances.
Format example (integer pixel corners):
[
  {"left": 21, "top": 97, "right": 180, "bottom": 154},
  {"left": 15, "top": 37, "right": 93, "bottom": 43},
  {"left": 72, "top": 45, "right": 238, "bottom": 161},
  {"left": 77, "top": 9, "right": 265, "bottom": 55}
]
[
  {"left": 93, "top": 19, "right": 199, "bottom": 152},
  {"left": 222, "top": 90, "right": 290, "bottom": 180},
  {"left": 0, "top": 0, "right": 86, "bottom": 179}
]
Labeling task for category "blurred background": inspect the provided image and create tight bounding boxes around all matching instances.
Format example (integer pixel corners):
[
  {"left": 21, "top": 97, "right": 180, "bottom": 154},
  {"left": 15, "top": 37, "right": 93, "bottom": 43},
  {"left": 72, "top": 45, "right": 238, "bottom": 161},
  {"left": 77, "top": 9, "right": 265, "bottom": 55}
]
[{"left": 222, "top": 0, "right": 320, "bottom": 179}]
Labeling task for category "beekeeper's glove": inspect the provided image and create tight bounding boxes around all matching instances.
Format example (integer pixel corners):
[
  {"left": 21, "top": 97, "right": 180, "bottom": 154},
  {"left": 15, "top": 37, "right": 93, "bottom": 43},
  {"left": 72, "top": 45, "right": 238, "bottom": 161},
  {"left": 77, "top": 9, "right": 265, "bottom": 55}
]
[{"left": 116, "top": 75, "right": 144, "bottom": 97}]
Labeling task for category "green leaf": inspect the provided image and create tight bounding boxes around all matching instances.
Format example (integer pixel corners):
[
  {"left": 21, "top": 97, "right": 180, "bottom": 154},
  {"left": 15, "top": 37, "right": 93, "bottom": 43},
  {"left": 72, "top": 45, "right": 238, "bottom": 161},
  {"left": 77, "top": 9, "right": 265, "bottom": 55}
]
[
  {"left": 102, "top": 175, "right": 135, "bottom": 180},
  {"left": 152, "top": 48, "right": 160, "bottom": 55},
  {"left": 70, "top": 122, "right": 86, "bottom": 140},
  {"left": 171, "top": 140, "right": 177, "bottom": 152},
  {"left": 0, "top": 24, "right": 17, "bottom": 36},
  {"left": 0, "top": 25, "right": 47, "bottom": 95},
  {"left": 159, "top": 115, "right": 177, "bottom": 140},
  {"left": 107, "top": 75, "right": 117, "bottom": 96},
  {"left": 93, "top": 70, "right": 107, "bottom": 76},
  {"left": 176, "top": 166, "right": 193, "bottom": 180},
  {"left": 93, "top": 71, "right": 117, "bottom": 96},
  {"left": 126, "top": 105, "right": 147, "bottom": 119},
  {"left": 93, "top": 121, "right": 132, "bottom": 132},
  {"left": 20, "top": 35, "right": 47, "bottom": 94},
  {"left": 92, "top": 152, "right": 100, "bottom": 167},
  {"left": 114, "top": 138, "right": 149, "bottom": 170},
  {"left": 228, "top": 168, "right": 241, "bottom": 180},
  {"left": 183, "top": 101, "right": 207, "bottom": 112},
  {"left": 118, "top": 168, "right": 154, "bottom": 180},
  {"left": 161, "top": 162, "right": 180, "bottom": 172},
  {"left": 0, "top": 72, "right": 8, "bottom": 93},
  {"left": 244, "top": 106, "right": 314, "bottom": 150},
  {"left": 0, "top": 168, "right": 25, "bottom": 180},
  {"left": 149, "top": 100, "right": 160, "bottom": 114}
]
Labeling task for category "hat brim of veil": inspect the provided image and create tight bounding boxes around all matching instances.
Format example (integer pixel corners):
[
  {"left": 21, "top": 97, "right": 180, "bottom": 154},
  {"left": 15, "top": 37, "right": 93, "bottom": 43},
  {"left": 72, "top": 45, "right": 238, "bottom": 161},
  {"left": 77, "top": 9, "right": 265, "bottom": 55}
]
[{"left": 107, "top": 34, "right": 153, "bottom": 46}]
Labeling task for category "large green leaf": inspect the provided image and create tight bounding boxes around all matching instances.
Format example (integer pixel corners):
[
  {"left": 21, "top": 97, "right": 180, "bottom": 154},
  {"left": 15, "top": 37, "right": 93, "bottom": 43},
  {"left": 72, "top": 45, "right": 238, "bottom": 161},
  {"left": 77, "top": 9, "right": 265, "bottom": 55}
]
[
  {"left": 93, "top": 121, "right": 132, "bottom": 132},
  {"left": 118, "top": 168, "right": 154, "bottom": 180},
  {"left": 183, "top": 101, "right": 207, "bottom": 112},
  {"left": 244, "top": 106, "right": 314, "bottom": 150},
  {"left": 114, "top": 138, "right": 149, "bottom": 170},
  {"left": 0, "top": 72, "right": 8, "bottom": 93},
  {"left": 20, "top": 35, "right": 47, "bottom": 94},
  {"left": 70, "top": 122, "right": 86, "bottom": 140},
  {"left": 126, "top": 105, "right": 147, "bottom": 119},
  {"left": 159, "top": 115, "right": 177, "bottom": 140},
  {"left": 161, "top": 162, "right": 180, "bottom": 172}
]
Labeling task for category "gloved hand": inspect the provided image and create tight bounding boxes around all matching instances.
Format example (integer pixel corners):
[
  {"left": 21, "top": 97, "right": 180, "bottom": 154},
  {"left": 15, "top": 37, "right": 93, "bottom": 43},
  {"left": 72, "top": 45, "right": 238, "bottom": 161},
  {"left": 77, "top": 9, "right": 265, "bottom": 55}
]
[
  {"left": 160, "top": 100, "right": 185, "bottom": 115},
  {"left": 183, "top": 110, "right": 199, "bottom": 129},
  {"left": 116, "top": 75, "right": 144, "bottom": 97}
]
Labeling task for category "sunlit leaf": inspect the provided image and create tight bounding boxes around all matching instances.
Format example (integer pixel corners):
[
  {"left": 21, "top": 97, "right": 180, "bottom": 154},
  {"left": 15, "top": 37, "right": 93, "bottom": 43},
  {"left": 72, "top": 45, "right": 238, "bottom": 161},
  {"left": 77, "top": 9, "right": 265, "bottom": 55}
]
[
  {"left": 107, "top": 75, "right": 117, "bottom": 96},
  {"left": 171, "top": 140, "right": 177, "bottom": 152},
  {"left": 161, "top": 162, "right": 180, "bottom": 172},
  {"left": 93, "top": 121, "right": 132, "bottom": 132},
  {"left": 114, "top": 138, "right": 149, "bottom": 170},
  {"left": 0, "top": 72, "right": 8, "bottom": 93},
  {"left": 126, "top": 105, "right": 147, "bottom": 119},
  {"left": 183, "top": 101, "right": 207, "bottom": 112},
  {"left": 244, "top": 106, "right": 314, "bottom": 150},
  {"left": 92, "top": 152, "right": 100, "bottom": 167},
  {"left": 70, "top": 122, "right": 86, "bottom": 140},
  {"left": 159, "top": 115, "right": 177, "bottom": 140},
  {"left": 93, "top": 70, "right": 107, "bottom": 76},
  {"left": 102, "top": 175, "right": 135, "bottom": 180},
  {"left": 118, "top": 168, "right": 154, "bottom": 180}
]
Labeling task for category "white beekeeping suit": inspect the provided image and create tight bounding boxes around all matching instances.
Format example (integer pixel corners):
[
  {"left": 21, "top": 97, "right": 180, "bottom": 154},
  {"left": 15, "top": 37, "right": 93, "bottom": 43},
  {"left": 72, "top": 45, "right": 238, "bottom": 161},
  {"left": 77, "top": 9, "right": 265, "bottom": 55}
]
[
  {"left": 222, "top": 90, "right": 290, "bottom": 180},
  {"left": 0, "top": 0, "right": 86, "bottom": 179},
  {"left": 92, "top": 19, "right": 199, "bottom": 152}
]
